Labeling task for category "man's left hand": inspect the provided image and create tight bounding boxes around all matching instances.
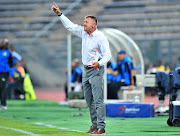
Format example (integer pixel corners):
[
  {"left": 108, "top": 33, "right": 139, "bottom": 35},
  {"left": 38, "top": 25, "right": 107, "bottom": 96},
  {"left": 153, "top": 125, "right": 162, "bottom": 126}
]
[{"left": 89, "top": 62, "right": 99, "bottom": 68}]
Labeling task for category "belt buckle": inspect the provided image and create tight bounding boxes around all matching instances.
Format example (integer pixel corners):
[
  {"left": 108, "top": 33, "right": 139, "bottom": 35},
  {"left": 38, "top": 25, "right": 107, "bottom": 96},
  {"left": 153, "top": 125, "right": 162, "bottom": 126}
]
[
  {"left": 85, "top": 65, "right": 90, "bottom": 69},
  {"left": 85, "top": 66, "right": 88, "bottom": 69}
]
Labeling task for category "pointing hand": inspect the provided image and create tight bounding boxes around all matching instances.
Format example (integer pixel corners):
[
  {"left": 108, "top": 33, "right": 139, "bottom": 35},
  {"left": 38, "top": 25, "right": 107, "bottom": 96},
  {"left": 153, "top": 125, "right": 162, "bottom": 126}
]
[{"left": 51, "top": 2, "right": 61, "bottom": 15}]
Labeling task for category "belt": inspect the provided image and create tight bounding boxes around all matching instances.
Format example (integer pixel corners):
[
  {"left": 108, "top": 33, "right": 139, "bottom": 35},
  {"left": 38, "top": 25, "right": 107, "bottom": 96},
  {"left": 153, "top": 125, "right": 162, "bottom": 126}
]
[
  {"left": 84, "top": 65, "right": 93, "bottom": 70},
  {"left": 84, "top": 59, "right": 101, "bottom": 70}
]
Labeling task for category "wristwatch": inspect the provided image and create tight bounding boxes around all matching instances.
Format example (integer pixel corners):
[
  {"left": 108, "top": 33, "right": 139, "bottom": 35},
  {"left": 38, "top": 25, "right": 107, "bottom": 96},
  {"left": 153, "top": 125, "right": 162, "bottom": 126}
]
[{"left": 58, "top": 12, "right": 62, "bottom": 16}]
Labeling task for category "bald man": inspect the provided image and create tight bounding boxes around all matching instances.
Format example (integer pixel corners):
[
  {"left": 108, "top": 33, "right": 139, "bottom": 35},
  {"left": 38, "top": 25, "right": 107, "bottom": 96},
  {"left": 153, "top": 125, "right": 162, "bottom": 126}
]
[
  {"left": 0, "top": 39, "right": 13, "bottom": 110},
  {"left": 51, "top": 2, "right": 111, "bottom": 135}
]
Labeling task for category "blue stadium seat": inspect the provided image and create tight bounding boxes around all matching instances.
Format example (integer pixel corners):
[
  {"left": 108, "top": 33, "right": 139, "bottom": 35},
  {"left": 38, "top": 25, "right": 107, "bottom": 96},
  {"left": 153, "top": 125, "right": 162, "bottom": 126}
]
[
  {"left": 30, "top": 18, "right": 53, "bottom": 24},
  {"left": 98, "top": 13, "right": 180, "bottom": 21},
  {"left": 0, "top": 25, "right": 18, "bottom": 31},
  {"left": 104, "top": 6, "right": 180, "bottom": 14},
  {"left": 15, "top": 31, "right": 49, "bottom": 37},
  {"left": 40, "top": 11, "right": 76, "bottom": 16},
  {"left": 0, "top": 4, "right": 38, "bottom": 11},
  {"left": 105, "top": 0, "right": 180, "bottom": 8},
  {"left": 0, "top": 11, "right": 32, "bottom": 17},
  {"left": 24, "top": 24, "right": 58, "bottom": 30},
  {"left": 0, "top": 0, "right": 89, "bottom": 4},
  {"left": 0, "top": 19, "right": 24, "bottom": 24},
  {"left": 98, "top": 19, "right": 180, "bottom": 28},
  {"left": 0, "top": 32, "right": 10, "bottom": 37}
]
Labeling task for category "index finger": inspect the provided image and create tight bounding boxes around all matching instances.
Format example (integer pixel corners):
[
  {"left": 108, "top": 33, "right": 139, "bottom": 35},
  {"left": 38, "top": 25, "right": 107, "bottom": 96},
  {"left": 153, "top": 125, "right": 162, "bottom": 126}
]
[
  {"left": 53, "top": 2, "right": 58, "bottom": 7},
  {"left": 88, "top": 65, "right": 94, "bottom": 68}
]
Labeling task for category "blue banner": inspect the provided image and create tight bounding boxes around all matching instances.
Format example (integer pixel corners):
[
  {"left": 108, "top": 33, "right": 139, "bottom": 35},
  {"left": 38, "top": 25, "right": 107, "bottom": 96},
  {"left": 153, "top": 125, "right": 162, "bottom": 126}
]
[{"left": 106, "top": 103, "right": 154, "bottom": 117}]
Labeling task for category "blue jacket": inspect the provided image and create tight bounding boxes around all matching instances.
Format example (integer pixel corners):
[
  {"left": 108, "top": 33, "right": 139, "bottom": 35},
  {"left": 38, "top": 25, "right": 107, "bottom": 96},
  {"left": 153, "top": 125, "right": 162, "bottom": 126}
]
[
  {"left": 115, "top": 56, "right": 134, "bottom": 85},
  {"left": 107, "top": 62, "right": 117, "bottom": 82},
  {"left": 71, "top": 66, "right": 82, "bottom": 83},
  {"left": 171, "top": 70, "right": 180, "bottom": 89},
  {"left": 0, "top": 49, "right": 14, "bottom": 76},
  {"left": 156, "top": 71, "right": 170, "bottom": 93}
]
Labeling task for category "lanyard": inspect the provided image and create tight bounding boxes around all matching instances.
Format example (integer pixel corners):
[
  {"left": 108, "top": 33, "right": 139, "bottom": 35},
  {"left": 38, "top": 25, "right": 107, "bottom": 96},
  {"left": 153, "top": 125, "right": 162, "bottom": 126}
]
[{"left": 92, "top": 50, "right": 99, "bottom": 72}]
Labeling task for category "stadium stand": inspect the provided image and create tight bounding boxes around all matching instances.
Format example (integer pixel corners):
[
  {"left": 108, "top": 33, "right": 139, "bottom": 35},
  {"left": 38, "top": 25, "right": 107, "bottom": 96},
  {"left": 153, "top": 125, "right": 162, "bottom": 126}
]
[
  {"left": 98, "top": 0, "right": 180, "bottom": 40},
  {"left": 97, "top": 0, "right": 180, "bottom": 69},
  {"left": 1, "top": 0, "right": 180, "bottom": 88},
  {"left": 0, "top": 0, "right": 93, "bottom": 88}
]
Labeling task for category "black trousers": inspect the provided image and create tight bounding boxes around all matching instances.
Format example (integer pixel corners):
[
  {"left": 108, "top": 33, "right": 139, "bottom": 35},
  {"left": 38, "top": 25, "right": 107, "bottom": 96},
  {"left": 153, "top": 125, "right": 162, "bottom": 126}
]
[
  {"left": 0, "top": 72, "right": 9, "bottom": 106},
  {"left": 6, "top": 81, "right": 24, "bottom": 99},
  {"left": 108, "top": 81, "right": 125, "bottom": 99}
]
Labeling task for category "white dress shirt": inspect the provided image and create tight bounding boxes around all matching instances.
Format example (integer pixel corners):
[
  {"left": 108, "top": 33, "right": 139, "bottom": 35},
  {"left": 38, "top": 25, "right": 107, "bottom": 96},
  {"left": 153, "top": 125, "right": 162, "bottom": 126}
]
[{"left": 59, "top": 14, "right": 111, "bottom": 66}]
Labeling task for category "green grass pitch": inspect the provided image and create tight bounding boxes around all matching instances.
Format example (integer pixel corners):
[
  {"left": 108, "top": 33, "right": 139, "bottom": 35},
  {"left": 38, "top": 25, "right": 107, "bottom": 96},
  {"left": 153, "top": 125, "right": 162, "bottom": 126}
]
[{"left": 0, "top": 100, "right": 179, "bottom": 136}]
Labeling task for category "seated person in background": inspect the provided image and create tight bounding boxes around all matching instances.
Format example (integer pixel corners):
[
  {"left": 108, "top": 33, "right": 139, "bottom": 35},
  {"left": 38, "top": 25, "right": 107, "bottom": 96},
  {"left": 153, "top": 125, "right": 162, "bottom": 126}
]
[
  {"left": 106, "top": 61, "right": 120, "bottom": 99},
  {"left": 146, "top": 64, "right": 156, "bottom": 74},
  {"left": 64, "top": 58, "right": 83, "bottom": 100},
  {"left": 20, "top": 59, "right": 29, "bottom": 74},
  {"left": 107, "top": 50, "right": 135, "bottom": 99},
  {"left": 107, "top": 61, "right": 116, "bottom": 84},
  {"left": 156, "top": 60, "right": 170, "bottom": 72},
  {"left": 6, "top": 61, "right": 25, "bottom": 99}
]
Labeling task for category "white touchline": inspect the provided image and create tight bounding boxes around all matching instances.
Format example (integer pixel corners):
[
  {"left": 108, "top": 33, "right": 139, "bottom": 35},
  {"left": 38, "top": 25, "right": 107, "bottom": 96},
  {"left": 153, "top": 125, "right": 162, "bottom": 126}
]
[
  {"left": 35, "top": 123, "right": 83, "bottom": 133},
  {"left": 0, "top": 126, "right": 41, "bottom": 136}
]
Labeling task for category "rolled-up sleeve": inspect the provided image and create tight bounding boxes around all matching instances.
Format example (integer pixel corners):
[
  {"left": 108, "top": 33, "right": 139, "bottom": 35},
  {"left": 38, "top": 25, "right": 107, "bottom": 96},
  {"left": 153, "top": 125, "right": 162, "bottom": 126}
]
[
  {"left": 59, "top": 14, "right": 83, "bottom": 38},
  {"left": 98, "top": 36, "right": 112, "bottom": 66}
]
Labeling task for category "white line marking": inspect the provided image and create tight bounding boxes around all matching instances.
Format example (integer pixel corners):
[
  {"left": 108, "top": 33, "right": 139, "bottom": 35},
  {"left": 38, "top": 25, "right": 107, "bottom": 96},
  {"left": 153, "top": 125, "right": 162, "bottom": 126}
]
[
  {"left": 0, "top": 126, "right": 41, "bottom": 136},
  {"left": 106, "top": 133, "right": 180, "bottom": 135},
  {"left": 148, "top": 133, "right": 180, "bottom": 135},
  {"left": 35, "top": 122, "right": 83, "bottom": 133},
  {"left": 34, "top": 123, "right": 180, "bottom": 135},
  {"left": 105, "top": 134, "right": 124, "bottom": 135}
]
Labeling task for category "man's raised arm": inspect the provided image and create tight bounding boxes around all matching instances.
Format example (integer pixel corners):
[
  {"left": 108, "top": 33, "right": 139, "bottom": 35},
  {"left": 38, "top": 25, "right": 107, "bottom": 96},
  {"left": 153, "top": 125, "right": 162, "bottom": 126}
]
[{"left": 51, "top": 2, "right": 83, "bottom": 38}]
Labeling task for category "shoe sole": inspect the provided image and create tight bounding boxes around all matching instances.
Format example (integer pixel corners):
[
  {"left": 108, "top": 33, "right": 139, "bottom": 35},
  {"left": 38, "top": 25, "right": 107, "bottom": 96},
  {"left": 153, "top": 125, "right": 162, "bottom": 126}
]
[{"left": 91, "top": 133, "right": 106, "bottom": 135}]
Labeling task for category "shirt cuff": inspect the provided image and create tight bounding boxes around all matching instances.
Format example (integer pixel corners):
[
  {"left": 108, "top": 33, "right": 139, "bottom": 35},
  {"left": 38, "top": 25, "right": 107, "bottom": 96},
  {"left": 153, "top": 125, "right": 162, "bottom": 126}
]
[{"left": 59, "top": 14, "right": 64, "bottom": 19}]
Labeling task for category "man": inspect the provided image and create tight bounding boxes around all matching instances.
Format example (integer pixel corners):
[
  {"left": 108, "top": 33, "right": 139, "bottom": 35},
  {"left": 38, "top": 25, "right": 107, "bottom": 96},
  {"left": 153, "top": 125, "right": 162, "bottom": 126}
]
[
  {"left": 51, "top": 2, "right": 111, "bottom": 135},
  {"left": 107, "top": 50, "right": 135, "bottom": 98},
  {"left": 64, "top": 58, "right": 83, "bottom": 100},
  {"left": 156, "top": 60, "right": 165, "bottom": 71},
  {"left": 71, "top": 58, "right": 82, "bottom": 84},
  {"left": 6, "top": 61, "right": 25, "bottom": 99},
  {"left": 0, "top": 39, "right": 13, "bottom": 109},
  {"left": 106, "top": 61, "right": 119, "bottom": 99}
]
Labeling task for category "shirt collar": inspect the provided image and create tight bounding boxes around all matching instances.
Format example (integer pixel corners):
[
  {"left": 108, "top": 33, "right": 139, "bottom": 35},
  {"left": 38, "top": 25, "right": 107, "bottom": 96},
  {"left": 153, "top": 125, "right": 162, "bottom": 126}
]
[{"left": 90, "top": 29, "right": 98, "bottom": 37}]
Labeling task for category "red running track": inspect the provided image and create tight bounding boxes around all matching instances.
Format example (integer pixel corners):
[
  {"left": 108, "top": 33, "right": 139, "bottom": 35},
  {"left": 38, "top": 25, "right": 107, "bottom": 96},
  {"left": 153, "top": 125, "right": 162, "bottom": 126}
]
[{"left": 35, "top": 89, "right": 169, "bottom": 108}]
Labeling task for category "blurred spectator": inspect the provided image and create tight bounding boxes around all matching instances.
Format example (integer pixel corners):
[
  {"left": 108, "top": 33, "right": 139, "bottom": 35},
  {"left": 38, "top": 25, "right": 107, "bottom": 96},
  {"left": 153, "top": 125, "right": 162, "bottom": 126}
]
[
  {"left": 165, "top": 63, "right": 170, "bottom": 72},
  {"left": 156, "top": 60, "right": 165, "bottom": 71},
  {"left": 20, "top": 59, "right": 29, "bottom": 74},
  {"left": 6, "top": 61, "right": 25, "bottom": 99},
  {"left": 106, "top": 61, "right": 118, "bottom": 99},
  {"left": 156, "top": 60, "right": 170, "bottom": 72},
  {"left": 9, "top": 45, "right": 22, "bottom": 66},
  {"left": 146, "top": 64, "right": 156, "bottom": 74},
  {"left": 176, "top": 57, "right": 180, "bottom": 68},
  {"left": 71, "top": 59, "right": 82, "bottom": 84},
  {"left": 64, "top": 58, "right": 83, "bottom": 100},
  {"left": 107, "top": 50, "right": 135, "bottom": 99},
  {"left": 107, "top": 61, "right": 116, "bottom": 83},
  {"left": 0, "top": 39, "right": 13, "bottom": 109}
]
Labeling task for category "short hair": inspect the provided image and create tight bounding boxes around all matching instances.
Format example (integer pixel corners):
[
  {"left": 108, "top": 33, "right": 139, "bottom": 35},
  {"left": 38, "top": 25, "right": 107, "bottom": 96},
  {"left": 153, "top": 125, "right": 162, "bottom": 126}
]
[{"left": 85, "top": 15, "right": 98, "bottom": 25}]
